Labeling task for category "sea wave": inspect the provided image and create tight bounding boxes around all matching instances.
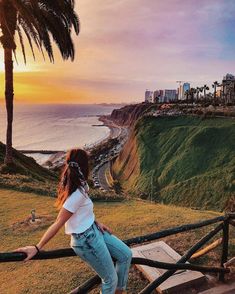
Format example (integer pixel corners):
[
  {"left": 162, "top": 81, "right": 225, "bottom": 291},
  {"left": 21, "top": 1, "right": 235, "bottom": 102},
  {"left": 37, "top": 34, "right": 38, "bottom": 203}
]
[{"left": 0, "top": 104, "right": 115, "bottom": 151}]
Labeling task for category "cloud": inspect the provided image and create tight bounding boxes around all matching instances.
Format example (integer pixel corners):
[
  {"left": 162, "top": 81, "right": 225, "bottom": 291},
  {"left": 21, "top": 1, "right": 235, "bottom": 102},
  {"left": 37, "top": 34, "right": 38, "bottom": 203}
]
[{"left": 1, "top": 0, "right": 235, "bottom": 103}]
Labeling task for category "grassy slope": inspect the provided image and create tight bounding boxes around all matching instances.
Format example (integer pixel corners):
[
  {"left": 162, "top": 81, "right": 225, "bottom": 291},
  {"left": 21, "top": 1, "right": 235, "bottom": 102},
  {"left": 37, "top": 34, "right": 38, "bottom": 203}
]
[
  {"left": 113, "top": 116, "right": 235, "bottom": 211},
  {"left": 0, "top": 141, "right": 123, "bottom": 201},
  {"left": 0, "top": 142, "right": 58, "bottom": 196},
  {"left": 1, "top": 188, "right": 231, "bottom": 294}
]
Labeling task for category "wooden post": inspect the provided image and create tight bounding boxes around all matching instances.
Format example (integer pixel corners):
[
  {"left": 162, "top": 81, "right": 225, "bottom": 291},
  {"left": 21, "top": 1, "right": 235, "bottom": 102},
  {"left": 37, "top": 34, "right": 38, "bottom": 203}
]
[{"left": 219, "top": 218, "right": 229, "bottom": 281}]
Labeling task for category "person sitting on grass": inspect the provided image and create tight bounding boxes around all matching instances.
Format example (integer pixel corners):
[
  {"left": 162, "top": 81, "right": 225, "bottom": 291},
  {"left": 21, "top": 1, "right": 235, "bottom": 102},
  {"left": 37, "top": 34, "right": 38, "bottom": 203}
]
[{"left": 14, "top": 148, "right": 132, "bottom": 294}]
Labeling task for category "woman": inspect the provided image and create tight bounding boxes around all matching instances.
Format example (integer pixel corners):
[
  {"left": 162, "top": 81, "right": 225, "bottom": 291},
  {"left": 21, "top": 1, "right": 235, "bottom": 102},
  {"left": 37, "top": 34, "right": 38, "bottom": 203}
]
[{"left": 14, "top": 148, "right": 132, "bottom": 294}]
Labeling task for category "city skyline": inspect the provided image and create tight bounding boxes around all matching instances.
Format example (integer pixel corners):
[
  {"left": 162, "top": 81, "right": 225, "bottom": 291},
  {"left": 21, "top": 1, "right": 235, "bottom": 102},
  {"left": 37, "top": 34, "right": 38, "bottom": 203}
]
[{"left": 1, "top": 0, "right": 235, "bottom": 104}]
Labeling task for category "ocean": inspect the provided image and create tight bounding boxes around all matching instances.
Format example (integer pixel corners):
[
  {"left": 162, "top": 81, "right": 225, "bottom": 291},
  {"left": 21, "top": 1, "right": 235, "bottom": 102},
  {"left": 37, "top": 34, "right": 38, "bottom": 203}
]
[{"left": 0, "top": 104, "right": 117, "bottom": 164}]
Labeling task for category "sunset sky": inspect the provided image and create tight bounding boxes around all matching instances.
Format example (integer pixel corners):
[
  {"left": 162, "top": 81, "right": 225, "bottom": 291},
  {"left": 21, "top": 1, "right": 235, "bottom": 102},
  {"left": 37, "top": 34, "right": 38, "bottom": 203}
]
[{"left": 1, "top": 0, "right": 235, "bottom": 104}]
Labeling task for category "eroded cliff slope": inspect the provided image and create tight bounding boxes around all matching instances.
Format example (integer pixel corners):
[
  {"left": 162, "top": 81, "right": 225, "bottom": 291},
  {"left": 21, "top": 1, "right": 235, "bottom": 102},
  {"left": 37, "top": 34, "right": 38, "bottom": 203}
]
[{"left": 112, "top": 115, "right": 235, "bottom": 210}]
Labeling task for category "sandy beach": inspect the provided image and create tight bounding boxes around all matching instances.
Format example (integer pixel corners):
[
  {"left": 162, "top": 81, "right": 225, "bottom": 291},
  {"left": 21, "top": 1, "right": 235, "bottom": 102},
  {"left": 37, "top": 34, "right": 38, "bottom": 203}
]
[
  {"left": 39, "top": 116, "right": 125, "bottom": 169},
  {"left": 78, "top": 116, "right": 124, "bottom": 152}
]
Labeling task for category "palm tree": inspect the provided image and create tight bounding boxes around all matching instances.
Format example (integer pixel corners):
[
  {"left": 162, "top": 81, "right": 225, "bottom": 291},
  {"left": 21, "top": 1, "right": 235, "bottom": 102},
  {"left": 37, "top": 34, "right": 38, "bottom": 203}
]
[
  {"left": 199, "top": 87, "right": 204, "bottom": 104},
  {"left": 185, "top": 89, "right": 190, "bottom": 108},
  {"left": 0, "top": 0, "right": 79, "bottom": 164},
  {"left": 196, "top": 87, "right": 200, "bottom": 104},
  {"left": 212, "top": 81, "right": 220, "bottom": 106},
  {"left": 191, "top": 88, "right": 197, "bottom": 113},
  {"left": 189, "top": 87, "right": 196, "bottom": 103},
  {"left": 202, "top": 84, "right": 209, "bottom": 107}
]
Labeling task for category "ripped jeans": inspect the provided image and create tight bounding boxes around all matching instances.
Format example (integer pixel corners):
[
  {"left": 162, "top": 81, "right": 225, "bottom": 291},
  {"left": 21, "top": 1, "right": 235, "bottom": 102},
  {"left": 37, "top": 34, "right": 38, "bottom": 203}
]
[{"left": 70, "top": 221, "right": 132, "bottom": 294}]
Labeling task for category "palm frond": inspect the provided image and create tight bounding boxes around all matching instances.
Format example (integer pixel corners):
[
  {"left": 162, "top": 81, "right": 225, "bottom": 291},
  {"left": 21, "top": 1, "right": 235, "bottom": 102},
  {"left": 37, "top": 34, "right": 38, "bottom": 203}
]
[
  {"left": 5, "top": 0, "right": 80, "bottom": 62},
  {"left": 18, "top": 19, "right": 36, "bottom": 60},
  {"left": 16, "top": 25, "right": 26, "bottom": 63}
]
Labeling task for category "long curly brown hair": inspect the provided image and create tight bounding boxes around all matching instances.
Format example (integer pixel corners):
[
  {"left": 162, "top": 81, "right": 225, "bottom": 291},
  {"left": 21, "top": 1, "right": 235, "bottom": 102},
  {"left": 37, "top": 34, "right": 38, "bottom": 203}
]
[{"left": 55, "top": 148, "right": 89, "bottom": 210}]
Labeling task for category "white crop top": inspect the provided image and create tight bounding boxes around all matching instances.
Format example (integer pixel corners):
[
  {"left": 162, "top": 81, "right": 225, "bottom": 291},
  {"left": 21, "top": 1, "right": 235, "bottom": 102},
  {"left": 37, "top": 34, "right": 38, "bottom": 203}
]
[{"left": 62, "top": 185, "right": 95, "bottom": 235}]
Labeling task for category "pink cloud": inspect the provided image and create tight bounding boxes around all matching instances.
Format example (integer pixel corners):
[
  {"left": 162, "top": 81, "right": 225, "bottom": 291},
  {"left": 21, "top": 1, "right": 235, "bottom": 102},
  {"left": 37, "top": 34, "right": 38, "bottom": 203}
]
[{"left": 8, "top": 0, "right": 235, "bottom": 103}]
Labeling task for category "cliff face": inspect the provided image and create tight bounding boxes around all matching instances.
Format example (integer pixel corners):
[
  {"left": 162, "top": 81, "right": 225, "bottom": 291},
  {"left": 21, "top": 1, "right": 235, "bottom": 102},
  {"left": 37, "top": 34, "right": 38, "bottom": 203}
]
[
  {"left": 112, "top": 129, "right": 140, "bottom": 191},
  {"left": 112, "top": 115, "right": 235, "bottom": 211},
  {"left": 109, "top": 103, "right": 157, "bottom": 126}
]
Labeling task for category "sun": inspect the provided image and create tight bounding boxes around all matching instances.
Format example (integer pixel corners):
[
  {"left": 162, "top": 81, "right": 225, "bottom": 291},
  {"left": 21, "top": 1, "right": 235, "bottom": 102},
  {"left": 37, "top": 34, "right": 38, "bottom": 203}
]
[
  {"left": 0, "top": 48, "right": 39, "bottom": 73},
  {"left": 0, "top": 63, "right": 36, "bottom": 73}
]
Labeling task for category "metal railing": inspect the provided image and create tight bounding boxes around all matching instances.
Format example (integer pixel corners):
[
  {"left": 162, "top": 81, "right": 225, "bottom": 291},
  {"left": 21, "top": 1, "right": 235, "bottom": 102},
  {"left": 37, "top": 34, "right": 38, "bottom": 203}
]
[{"left": 1, "top": 213, "right": 234, "bottom": 294}]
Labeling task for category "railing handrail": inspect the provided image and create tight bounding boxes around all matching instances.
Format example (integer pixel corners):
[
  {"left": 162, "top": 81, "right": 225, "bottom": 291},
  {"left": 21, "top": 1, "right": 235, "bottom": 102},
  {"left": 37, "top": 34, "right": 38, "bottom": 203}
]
[
  {"left": 1, "top": 213, "right": 235, "bottom": 294},
  {"left": 0, "top": 214, "right": 227, "bottom": 263}
]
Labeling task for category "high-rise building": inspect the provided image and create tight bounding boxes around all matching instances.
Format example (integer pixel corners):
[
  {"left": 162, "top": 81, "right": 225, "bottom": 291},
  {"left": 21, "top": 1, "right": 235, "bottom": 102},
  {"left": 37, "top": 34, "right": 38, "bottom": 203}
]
[
  {"left": 164, "top": 90, "right": 177, "bottom": 102},
  {"left": 178, "top": 84, "right": 183, "bottom": 100},
  {"left": 153, "top": 90, "right": 160, "bottom": 103},
  {"left": 183, "top": 83, "right": 190, "bottom": 99},
  {"left": 222, "top": 73, "right": 235, "bottom": 104},
  {"left": 153, "top": 90, "right": 164, "bottom": 103},
  {"left": 153, "top": 90, "right": 165, "bottom": 103},
  {"left": 145, "top": 90, "right": 153, "bottom": 103},
  {"left": 178, "top": 82, "right": 190, "bottom": 100}
]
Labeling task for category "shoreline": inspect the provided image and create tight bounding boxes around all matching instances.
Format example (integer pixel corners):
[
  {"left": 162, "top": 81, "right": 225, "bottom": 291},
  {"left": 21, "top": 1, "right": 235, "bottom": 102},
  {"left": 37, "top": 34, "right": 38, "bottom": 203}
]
[
  {"left": 85, "top": 116, "right": 122, "bottom": 151},
  {"left": 23, "top": 116, "right": 123, "bottom": 168}
]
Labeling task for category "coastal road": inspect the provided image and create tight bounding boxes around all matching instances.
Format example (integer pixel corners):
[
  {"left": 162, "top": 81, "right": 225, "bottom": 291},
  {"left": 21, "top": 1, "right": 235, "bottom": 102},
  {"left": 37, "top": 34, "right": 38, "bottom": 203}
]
[
  {"left": 95, "top": 118, "right": 129, "bottom": 191},
  {"left": 97, "top": 162, "right": 111, "bottom": 191}
]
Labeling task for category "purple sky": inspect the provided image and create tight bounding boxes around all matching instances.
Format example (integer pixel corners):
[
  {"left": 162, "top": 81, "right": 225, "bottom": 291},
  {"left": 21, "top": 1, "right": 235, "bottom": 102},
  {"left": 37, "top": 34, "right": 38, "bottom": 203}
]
[
  {"left": 1, "top": 0, "right": 235, "bottom": 104},
  {"left": 74, "top": 0, "right": 235, "bottom": 102}
]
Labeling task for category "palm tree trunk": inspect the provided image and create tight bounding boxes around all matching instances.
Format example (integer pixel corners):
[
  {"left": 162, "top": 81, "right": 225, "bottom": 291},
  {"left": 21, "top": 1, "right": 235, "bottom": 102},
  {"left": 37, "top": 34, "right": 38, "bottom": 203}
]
[
  {"left": 214, "top": 86, "right": 217, "bottom": 107},
  {"left": 4, "top": 48, "right": 14, "bottom": 164},
  {"left": 204, "top": 89, "right": 206, "bottom": 111}
]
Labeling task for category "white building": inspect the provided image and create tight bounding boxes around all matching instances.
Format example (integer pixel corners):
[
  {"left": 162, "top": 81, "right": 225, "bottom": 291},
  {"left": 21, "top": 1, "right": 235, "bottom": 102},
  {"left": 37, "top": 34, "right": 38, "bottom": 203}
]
[
  {"left": 153, "top": 90, "right": 165, "bottom": 103},
  {"left": 178, "top": 85, "right": 183, "bottom": 100},
  {"left": 164, "top": 90, "right": 177, "bottom": 102},
  {"left": 153, "top": 90, "right": 160, "bottom": 103},
  {"left": 145, "top": 90, "right": 153, "bottom": 103},
  {"left": 222, "top": 73, "right": 235, "bottom": 104}
]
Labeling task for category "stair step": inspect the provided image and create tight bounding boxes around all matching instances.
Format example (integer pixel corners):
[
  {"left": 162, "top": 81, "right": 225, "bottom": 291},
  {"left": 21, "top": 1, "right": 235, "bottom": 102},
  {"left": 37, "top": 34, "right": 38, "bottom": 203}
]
[{"left": 199, "top": 281, "right": 235, "bottom": 294}]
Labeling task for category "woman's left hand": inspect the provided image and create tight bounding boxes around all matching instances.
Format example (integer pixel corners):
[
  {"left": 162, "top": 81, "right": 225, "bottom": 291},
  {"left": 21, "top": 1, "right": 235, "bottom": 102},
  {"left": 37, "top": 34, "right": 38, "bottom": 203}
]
[
  {"left": 13, "top": 246, "right": 38, "bottom": 262},
  {"left": 95, "top": 221, "right": 113, "bottom": 234}
]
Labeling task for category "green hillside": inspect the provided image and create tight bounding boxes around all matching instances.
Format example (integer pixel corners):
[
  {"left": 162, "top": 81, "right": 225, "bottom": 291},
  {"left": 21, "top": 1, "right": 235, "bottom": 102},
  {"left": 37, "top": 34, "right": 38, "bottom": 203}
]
[
  {"left": 113, "top": 116, "right": 235, "bottom": 211},
  {"left": 0, "top": 142, "right": 121, "bottom": 201},
  {"left": 0, "top": 142, "right": 58, "bottom": 195}
]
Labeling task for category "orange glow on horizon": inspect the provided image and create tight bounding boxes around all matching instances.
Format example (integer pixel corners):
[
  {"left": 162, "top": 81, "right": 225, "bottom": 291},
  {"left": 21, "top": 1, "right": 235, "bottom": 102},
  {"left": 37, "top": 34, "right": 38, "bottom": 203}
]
[
  {"left": 0, "top": 71, "right": 126, "bottom": 104},
  {"left": 1, "top": 0, "right": 235, "bottom": 105}
]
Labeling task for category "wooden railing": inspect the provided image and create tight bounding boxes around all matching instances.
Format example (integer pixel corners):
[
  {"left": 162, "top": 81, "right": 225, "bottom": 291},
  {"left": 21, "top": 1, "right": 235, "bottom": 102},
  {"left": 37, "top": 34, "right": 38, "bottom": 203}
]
[{"left": 1, "top": 213, "right": 234, "bottom": 294}]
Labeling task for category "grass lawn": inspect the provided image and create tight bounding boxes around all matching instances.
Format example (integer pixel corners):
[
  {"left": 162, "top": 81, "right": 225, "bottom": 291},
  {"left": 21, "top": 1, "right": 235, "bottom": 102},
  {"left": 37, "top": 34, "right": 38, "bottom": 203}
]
[
  {"left": 113, "top": 116, "right": 235, "bottom": 211},
  {"left": 0, "top": 188, "right": 234, "bottom": 294}
]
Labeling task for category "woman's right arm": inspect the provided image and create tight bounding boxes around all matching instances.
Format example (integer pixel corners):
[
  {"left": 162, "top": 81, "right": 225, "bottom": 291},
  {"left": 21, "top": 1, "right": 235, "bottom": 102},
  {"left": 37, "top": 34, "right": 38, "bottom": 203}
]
[{"left": 14, "top": 208, "right": 73, "bottom": 262}]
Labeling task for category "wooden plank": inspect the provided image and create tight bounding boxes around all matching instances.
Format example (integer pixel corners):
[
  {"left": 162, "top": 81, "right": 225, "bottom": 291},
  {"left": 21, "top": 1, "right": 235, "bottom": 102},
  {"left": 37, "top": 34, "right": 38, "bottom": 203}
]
[
  {"left": 199, "top": 281, "right": 235, "bottom": 294},
  {"left": 190, "top": 238, "right": 222, "bottom": 260}
]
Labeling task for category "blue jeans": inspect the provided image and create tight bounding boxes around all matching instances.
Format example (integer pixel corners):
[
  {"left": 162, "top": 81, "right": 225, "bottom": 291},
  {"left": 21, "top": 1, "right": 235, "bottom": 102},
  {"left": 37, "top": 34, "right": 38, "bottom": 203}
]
[{"left": 70, "top": 222, "right": 132, "bottom": 293}]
